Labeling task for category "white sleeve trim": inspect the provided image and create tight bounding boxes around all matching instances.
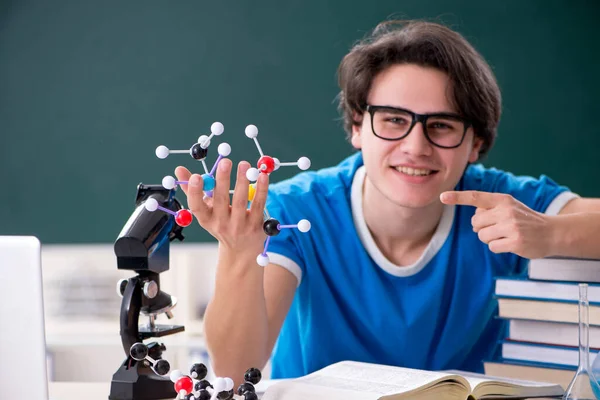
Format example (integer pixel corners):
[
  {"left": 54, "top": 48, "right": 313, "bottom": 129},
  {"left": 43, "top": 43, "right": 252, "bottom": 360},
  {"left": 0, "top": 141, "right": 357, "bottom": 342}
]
[
  {"left": 545, "top": 191, "right": 580, "bottom": 215},
  {"left": 266, "top": 252, "right": 303, "bottom": 287}
]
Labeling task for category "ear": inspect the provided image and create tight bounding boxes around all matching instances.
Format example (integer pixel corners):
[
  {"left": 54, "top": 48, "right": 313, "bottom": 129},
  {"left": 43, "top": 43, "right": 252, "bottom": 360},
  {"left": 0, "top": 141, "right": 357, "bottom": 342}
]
[
  {"left": 350, "top": 112, "right": 363, "bottom": 149},
  {"left": 468, "top": 134, "right": 483, "bottom": 163}
]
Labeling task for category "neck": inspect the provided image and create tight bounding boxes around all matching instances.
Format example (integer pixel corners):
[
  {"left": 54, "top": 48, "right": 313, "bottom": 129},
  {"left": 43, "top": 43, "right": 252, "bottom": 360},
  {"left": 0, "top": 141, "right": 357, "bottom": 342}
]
[{"left": 362, "top": 176, "right": 445, "bottom": 265}]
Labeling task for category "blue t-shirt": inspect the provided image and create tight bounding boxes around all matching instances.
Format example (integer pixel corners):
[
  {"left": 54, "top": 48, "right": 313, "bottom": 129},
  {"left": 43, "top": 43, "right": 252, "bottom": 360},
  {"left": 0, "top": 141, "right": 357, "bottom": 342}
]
[{"left": 264, "top": 151, "right": 576, "bottom": 379}]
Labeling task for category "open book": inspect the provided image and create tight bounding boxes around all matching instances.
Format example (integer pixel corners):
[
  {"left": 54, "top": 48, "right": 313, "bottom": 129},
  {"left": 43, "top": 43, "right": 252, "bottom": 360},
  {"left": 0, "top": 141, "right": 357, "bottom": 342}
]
[{"left": 261, "top": 361, "right": 564, "bottom": 400}]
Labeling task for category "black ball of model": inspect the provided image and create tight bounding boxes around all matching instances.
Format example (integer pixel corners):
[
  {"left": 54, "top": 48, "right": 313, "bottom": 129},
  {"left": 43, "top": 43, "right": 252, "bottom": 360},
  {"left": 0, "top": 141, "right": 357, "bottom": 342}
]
[
  {"left": 237, "top": 382, "right": 255, "bottom": 395},
  {"left": 243, "top": 392, "right": 258, "bottom": 400},
  {"left": 244, "top": 367, "right": 262, "bottom": 385},
  {"left": 190, "top": 143, "right": 208, "bottom": 160},
  {"left": 217, "top": 389, "right": 234, "bottom": 399},
  {"left": 129, "top": 343, "right": 148, "bottom": 361},
  {"left": 263, "top": 218, "right": 281, "bottom": 236},
  {"left": 190, "top": 363, "right": 208, "bottom": 380},
  {"left": 154, "top": 359, "right": 170, "bottom": 375},
  {"left": 195, "top": 389, "right": 211, "bottom": 400},
  {"left": 195, "top": 379, "right": 212, "bottom": 391}
]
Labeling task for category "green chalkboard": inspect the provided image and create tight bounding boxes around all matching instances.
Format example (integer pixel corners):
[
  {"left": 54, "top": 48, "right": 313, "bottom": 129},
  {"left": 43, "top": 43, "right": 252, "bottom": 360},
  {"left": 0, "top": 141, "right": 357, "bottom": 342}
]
[{"left": 1, "top": 0, "right": 598, "bottom": 244}]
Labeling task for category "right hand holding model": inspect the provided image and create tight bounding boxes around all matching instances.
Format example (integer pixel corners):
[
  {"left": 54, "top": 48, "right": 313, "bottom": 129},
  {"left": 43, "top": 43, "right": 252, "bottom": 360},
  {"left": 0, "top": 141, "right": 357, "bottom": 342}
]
[{"left": 174, "top": 159, "right": 269, "bottom": 255}]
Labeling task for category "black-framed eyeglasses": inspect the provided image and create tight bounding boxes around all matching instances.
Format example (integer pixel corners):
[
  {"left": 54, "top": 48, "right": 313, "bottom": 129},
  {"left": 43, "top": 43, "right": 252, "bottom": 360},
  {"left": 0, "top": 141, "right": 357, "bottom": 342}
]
[{"left": 365, "top": 105, "right": 472, "bottom": 149}]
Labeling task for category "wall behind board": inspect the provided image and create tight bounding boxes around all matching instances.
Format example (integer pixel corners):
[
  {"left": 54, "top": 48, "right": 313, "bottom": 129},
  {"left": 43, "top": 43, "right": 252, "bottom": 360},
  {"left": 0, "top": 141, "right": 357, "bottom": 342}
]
[{"left": 1, "top": 0, "right": 598, "bottom": 244}]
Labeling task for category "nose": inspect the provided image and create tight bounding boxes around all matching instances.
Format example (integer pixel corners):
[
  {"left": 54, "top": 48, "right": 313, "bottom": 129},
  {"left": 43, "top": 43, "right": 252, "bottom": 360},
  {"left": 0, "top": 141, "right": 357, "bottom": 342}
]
[{"left": 398, "top": 122, "right": 433, "bottom": 156}]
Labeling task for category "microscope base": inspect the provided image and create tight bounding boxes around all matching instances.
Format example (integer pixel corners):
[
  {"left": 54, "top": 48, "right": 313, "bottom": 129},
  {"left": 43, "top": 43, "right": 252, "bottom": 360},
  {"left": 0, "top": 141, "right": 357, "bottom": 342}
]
[{"left": 109, "top": 360, "right": 175, "bottom": 400}]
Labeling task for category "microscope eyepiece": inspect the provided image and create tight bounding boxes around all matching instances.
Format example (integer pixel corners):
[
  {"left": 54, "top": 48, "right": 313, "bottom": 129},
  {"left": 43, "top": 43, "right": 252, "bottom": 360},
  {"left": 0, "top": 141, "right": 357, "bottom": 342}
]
[{"left": 114, "top": 184, "right": 184, "bottom": 273}]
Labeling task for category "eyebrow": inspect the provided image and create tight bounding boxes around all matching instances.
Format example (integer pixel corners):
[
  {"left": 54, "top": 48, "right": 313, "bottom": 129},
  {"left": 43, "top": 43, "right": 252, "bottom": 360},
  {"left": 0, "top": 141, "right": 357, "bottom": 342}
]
[{"left": 376, "top": 104, "right": 461, "bottom": 116}]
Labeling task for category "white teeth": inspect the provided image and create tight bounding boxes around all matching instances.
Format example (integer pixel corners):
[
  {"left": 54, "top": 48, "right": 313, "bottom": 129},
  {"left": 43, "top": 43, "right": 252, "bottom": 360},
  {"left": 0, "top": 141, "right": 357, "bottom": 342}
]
[{"left": 395, "top": 166, "right": 432, "bottom": 176}]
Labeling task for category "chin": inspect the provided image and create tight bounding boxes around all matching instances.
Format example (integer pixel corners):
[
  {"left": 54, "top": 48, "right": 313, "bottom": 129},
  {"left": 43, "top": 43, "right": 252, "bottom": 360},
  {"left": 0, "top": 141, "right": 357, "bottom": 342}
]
[
  {"left": 378, "top": 186, "right": 438, "bottom": 208},
  {"left": 392, "top": 196, "right": 438, "bottom": 209}
]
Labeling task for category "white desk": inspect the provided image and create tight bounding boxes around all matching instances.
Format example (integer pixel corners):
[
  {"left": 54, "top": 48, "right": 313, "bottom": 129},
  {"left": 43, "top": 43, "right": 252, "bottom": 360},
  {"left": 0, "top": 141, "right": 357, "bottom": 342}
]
[
  {"left": 48, "top": 381, "right": 563, "bottom": 400},
  {"left": 49, "top": 381, "right": 275, "bottom": 400},
  {"left": 50, "top": 382, "right": 112, "bottom": 400}
]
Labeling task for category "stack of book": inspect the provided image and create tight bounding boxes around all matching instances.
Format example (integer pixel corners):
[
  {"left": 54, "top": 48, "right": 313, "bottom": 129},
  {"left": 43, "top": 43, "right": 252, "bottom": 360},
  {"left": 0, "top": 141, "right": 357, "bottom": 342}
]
[{"left": 484, "top": 257, "right": 600, "bottom": 389}]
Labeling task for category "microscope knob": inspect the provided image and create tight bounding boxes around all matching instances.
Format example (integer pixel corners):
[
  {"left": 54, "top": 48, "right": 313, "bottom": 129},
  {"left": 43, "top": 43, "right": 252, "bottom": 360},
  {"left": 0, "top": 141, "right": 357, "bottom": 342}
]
[
  {"left": 116, "top": 279, "right": 128, "bottom": 297},
  {"left": 143, "top": 281, "right": 159, "bottom": 299}
]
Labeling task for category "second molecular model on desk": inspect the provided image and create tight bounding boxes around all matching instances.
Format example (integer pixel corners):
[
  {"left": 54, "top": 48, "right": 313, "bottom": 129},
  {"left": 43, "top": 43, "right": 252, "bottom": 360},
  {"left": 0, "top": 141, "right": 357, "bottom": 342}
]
[{"left": 130, "top": 341, "right": 262, "bottom": 400}]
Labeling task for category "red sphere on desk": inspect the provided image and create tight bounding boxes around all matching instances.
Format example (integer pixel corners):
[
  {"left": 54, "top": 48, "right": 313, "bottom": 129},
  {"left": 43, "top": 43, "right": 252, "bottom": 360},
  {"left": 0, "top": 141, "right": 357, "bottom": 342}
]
[
  {"left": 257, "top": 155, "right": 275, "bottom": 174},
  {"left": 174, "top": 375, "right": 193, "bottom": 395},
  {"left": 175, "top": 209, "right": 193, "bottom": 227}
]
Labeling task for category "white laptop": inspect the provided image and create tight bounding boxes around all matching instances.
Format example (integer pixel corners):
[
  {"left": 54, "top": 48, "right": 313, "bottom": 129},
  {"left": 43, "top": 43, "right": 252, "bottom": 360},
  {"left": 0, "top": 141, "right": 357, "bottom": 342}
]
[{"left": 0, "top": 236, "right": 49, "bottom": 400}]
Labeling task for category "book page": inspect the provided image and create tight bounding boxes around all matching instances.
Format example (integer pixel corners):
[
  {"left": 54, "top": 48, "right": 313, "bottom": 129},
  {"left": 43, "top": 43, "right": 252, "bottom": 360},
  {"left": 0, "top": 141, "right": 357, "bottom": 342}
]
[
  {"left": 262, "top": 361, "right": 469, "bottom": 400},
  {"left": 445, "top": 369, "right": 561, "bottom": 388},
  {"left": 444, "top": 369, "right": 564, "bottom": 398},
  {"left": 254, "top": 378, "right": 288, "bottom": 395},
  {"left": 262, "top": 379, "right": 382, "bottom": 400}
]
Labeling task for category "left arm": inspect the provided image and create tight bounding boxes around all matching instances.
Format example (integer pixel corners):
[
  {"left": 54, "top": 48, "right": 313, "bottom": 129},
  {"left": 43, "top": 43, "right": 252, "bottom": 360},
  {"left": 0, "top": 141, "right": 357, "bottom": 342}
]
[{"left": 440, "top": 191, "right": 600, "bottom": 259}]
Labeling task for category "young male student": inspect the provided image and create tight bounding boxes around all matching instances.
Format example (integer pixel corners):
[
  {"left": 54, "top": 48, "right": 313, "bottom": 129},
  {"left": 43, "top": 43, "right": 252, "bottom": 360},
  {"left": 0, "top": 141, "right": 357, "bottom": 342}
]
[{"left": 175, "top": 20, "right": 600, "bottom": 383}]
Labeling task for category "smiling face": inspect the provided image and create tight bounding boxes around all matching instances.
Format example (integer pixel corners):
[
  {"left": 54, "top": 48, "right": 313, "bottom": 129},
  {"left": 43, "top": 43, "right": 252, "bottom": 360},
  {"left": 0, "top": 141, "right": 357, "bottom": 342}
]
[{"left": 351, "top": 63, "right": 482, "bottom": 209}]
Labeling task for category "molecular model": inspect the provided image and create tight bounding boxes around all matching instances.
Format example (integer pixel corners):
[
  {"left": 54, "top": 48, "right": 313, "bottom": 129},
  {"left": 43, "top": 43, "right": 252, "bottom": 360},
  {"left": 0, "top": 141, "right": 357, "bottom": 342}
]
[
  {"left": 149, "top": 122, "right": 313, "bottom": 268},
  {"left": 147, "top": 122, "right": 231, "bottom": 227},
  {"left": 129, "top": 342, "right": 262, "bottom": 400},
  {"left": 242, "top": 124, "right": 311, "bottom": 267},
  {"left": 243, "top": 124, "right": 311, "bottom": 181}
]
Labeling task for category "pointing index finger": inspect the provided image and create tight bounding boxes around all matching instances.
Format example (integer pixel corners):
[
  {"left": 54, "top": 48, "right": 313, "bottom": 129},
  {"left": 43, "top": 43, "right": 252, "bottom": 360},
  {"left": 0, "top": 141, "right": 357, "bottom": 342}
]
[{"left": 440, "top": 190, "right": 499, "bottom": 209}]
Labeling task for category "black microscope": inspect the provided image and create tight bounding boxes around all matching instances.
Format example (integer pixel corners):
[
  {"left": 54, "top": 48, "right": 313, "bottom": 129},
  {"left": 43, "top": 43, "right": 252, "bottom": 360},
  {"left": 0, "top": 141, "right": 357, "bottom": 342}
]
[{"left": 109, "top": 183, "right": 188, "bottom": 400}]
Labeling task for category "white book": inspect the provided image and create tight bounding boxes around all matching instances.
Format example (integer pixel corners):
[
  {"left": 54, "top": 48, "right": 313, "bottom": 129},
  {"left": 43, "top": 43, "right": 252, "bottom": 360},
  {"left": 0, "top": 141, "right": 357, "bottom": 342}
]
[
  {"left": 261, "top": 360, "right": 564, "bottom": 400},
  {"left": 495, "top": 277, "right": 600, "bottom": 302},
  {"left": 501, "top": 341, "right": 600, "bottom": 367},
  {"left": 497, "top": 297, "right": 600, "bottom": 325},
  {"left": 508, "top": 319, "right": 600, "bottom": 348},
  {"left": 528, "top": 257, "right": 600, "bottom": 283}
]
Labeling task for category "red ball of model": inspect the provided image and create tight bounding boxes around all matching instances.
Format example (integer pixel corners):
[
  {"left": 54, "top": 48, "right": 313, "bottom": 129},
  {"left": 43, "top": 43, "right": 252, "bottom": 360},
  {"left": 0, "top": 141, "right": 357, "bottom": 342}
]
[
  {"left": 257, "top": 155, "right": 275, "bottom": 174},
  {"left": 174, "top": 376, "right": 193, "bottom": 395},
  {"left": 175, "top": 209, "right": 193, "bottom": 227}
]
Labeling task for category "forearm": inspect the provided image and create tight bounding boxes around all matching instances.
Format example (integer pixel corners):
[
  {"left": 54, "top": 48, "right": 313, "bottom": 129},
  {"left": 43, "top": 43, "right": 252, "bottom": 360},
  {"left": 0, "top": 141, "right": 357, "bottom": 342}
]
[
  {"left": 549, "top": 212, "right": 600, "bottom": 258},
  {"left": 203, "top": 245, "right": 270, "bottom": 381}
]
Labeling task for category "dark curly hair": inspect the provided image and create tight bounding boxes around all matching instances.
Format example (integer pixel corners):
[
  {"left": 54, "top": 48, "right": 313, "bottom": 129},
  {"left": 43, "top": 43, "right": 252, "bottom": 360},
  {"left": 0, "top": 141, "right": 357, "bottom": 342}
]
[{"left": 337, "top": 19, "right": 501, "bottom": 158}]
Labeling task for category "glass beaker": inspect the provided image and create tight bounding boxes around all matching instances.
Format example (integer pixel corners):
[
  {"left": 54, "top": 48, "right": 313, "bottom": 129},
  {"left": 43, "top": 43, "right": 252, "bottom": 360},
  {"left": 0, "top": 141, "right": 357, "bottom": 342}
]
[
  {"left": 563, "top": 283, "right": 600, "bottom": 400},
  {"left": 592, "top": 349, "right": 600, "bottom": 399}
]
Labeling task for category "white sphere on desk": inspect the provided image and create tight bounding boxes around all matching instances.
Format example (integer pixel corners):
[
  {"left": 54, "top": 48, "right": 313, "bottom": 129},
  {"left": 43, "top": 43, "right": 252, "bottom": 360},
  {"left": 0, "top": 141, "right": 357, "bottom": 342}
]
[
  {"left": 212, "top": 377, "right": 227, "bottom": 393},
  {"left": 197, "top": 135, "right": 210, "bottom": 149},
  {"left": 162, "top": 176, "right": 176, "bottom": 190},
  {"left": 218, "top": 143, "right": 231, "bottom": 157},
  {"left": 223, "top": 377, "right": 234, "bottom": 391},
  {"left": 155, "top": 145, "right": 169, "bottom": 159},
  {"left": 246, "top": 167, "right": 260, "bottom": 182},
  {"left": 245, "top": 124, "right": 258, "bottom": 138},
  {"left": 297, "top": 157, "right": 311, "bottom": 170},
  {"left": 169, "top": 369, "right": 183, "bottom": 383},
  {"left": 144, "top": 198, "right": 159, "bottom": 212},
  {"left": 211, "top": 121, "right": 224, "bottom": 135},
  {"left": 297, "top": 219, "right": 311, "bottom": 233},
  {"left": 256, "top": 254, "right": 270, "bottom": 267}
]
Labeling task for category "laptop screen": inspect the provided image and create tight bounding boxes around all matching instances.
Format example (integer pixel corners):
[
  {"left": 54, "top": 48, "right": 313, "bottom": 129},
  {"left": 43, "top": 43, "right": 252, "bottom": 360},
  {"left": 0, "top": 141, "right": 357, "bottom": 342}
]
[{"left": 0, "top": 236, "right": 49, "bottom": 400}]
